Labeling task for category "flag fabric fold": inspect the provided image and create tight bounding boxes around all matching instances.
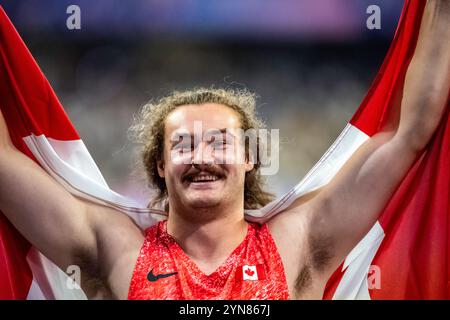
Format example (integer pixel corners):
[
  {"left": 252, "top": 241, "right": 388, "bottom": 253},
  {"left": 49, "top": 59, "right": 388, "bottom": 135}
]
[
  {"left": 322, "top": 0, "right": 450, "bottom": 299},
  {"left": 0, "top": 0, "right": 448, "bottom": 299},
  {"left": 0, "top": 5, "right": 163, "bottom": 299}
]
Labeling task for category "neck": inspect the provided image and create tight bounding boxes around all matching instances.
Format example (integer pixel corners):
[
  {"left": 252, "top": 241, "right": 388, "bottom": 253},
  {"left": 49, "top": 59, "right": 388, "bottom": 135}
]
[{"left": 166, "top": 205, "right": 248, "bottom": 266}]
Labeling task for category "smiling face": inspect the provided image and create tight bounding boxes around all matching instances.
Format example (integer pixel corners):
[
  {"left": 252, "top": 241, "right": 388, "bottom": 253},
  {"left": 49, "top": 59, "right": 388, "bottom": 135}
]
[{"left": 157, "top": 103, "right": 254, "bottom": 215}]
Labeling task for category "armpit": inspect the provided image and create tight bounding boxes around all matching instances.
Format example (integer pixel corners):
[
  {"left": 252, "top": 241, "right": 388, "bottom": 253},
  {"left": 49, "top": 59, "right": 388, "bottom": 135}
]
[
  {"left": 73, "top": 251, "right": 113, "bottom": 299},
  {"left": 294, "top": 264, "right": 312, "bottom": 294},
  {"left": 309, "top": 234, "right": 334, "bottom": 272}
]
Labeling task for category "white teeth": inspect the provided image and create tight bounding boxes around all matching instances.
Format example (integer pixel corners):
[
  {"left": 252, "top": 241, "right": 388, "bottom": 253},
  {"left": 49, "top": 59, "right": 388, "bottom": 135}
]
[{"left": 191, "top": 175, "right": 218, "bottom": 182}]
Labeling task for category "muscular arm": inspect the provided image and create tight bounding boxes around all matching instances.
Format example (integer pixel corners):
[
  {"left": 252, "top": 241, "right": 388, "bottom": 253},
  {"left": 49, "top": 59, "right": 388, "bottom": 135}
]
[
  {"left": 0, "top": 109, "right": 95, "bottom": 270},
  {"left": 0, "top": 110, "right": 142, "bottom": 298},
  {"left": 270, "top": 0, "right": 450, "bottom": 293},
  {"left": 311, "top": 0, "right": 450, "bottom": 275}
]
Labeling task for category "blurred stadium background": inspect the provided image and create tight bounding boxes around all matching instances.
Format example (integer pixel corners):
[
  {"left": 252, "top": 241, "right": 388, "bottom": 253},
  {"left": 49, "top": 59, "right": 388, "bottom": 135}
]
[{"left": 1, "top": 0, "right": 403, "bottom": 206}]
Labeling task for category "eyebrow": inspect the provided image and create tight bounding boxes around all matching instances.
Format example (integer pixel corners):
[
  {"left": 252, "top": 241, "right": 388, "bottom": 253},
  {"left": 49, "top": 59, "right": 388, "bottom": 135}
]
[
  {"left": 214, "top": 128, "right": 236, "bottom": 139},
  {"left": 170, "top": 128, "right": 236, "bottom": 148}
]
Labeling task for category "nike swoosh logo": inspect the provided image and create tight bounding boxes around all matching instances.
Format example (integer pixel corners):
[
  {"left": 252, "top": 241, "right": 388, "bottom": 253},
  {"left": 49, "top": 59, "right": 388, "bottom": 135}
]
[{"left": 147, "top": 269, "right": 178, "bottom": 282}]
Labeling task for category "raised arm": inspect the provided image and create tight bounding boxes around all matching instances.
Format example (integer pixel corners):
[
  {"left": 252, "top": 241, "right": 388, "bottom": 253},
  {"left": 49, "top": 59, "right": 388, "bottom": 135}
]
[
  {"left": 0, "top": 109, "right": 95, "bottom": 270},
  {"left": 0, "top": 109, "right": 143, "bottom": 298},
  {"left": 269, "top": 0, "right": 450, "bottom": 295},
  {"left": 307, "top": 0, "right": 450, "bottom": 278}
]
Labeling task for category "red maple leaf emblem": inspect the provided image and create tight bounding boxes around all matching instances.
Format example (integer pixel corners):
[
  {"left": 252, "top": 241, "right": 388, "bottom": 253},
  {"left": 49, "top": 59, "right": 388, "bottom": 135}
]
[{"left": 244, "top": 268, "right": 255, "bottom": 276}]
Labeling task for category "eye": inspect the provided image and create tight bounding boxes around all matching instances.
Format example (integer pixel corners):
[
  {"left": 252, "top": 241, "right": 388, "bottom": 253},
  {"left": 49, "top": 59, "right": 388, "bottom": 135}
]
[
  {"left": 174, "top": 141, "right": 193, "bottom": 152},
  {"left": 212, "top": 139, "right": 230, "bottom": 149}
]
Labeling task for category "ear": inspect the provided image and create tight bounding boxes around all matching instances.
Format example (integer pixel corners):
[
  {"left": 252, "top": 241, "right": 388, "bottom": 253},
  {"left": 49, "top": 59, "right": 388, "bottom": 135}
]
[
  {"left": 157, "top": 159, "right": 165, "bottom": 178},
  {"left": 245, "top": 149, "right": 255, "bottom": 172}
]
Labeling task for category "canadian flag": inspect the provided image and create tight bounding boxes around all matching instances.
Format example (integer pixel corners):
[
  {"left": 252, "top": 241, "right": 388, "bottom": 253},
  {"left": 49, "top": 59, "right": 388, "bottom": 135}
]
[
  {"left": 0, "top": 6, "right": 165, "bottom": 299},
  {"left": 236, "top": 265, "right": 266, "bottom": 281},
  {"left": 0, "top": 0, "right": 448, "bottom": 300}
]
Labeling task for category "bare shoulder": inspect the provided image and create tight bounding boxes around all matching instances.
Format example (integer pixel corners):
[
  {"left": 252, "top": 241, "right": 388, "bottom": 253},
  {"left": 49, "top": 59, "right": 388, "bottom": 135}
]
[
  {"left": 267, "top": 203, "right": 312, "bottom": 298},
  {"left": 267, "top": 187, "right": 324, "bottom": 267},
  {"left": 267, "top": 189, "right": 334, "bottom": 299},
  {"left": 79, "top": 201, "right": 145, "bottom": 299}
]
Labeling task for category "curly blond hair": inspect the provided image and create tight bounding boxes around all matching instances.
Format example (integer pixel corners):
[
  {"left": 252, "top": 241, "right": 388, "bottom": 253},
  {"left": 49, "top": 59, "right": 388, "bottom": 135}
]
[{"left": 128, "top": 87, "right": 274, "bottom": 210}]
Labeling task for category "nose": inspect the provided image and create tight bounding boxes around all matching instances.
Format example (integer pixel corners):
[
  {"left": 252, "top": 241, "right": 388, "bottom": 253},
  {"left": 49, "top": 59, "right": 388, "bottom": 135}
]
[{"left": 192, "top": 141, "right": 214, "bottom": 167}]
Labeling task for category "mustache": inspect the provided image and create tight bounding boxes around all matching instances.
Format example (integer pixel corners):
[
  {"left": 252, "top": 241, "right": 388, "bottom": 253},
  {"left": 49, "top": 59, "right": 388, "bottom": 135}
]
[{"left": 182, "top": 166, "right": 226, "bottom": 182}]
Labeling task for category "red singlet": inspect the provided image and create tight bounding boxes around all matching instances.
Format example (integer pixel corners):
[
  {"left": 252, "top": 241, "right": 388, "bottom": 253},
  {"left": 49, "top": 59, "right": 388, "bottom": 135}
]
[{"left": 128, "top": 220, "right": 290, "bottom": 300}]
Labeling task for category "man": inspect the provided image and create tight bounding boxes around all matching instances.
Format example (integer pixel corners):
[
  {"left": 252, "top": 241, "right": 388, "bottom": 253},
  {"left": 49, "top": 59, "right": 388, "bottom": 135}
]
[{"left": 0, "top": 0, "right": 449, "bottom": 299}]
